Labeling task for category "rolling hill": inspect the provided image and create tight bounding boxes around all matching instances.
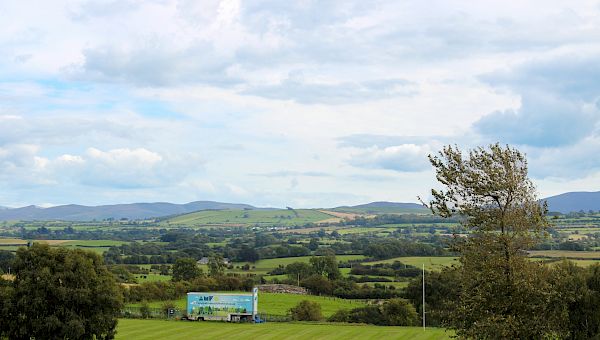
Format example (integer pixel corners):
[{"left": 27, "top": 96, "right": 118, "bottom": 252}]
[
  {"left": 162, "top": 209, "right": 333, "bottom": 227},
  {"left": 542, "top": 191, "right": 600, "bottom": 214},
  {"left": 0, "top": 201, "right": 260, "bottom": 221},
  {"left": 333, "top": 201, "right": 428, "bottom": 214}
]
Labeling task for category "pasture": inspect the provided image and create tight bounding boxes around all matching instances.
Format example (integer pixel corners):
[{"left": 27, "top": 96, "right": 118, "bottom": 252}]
[
  {"left": 115, "top": 319, "right": 451, "bottom": 340},
  {"left": 366, "top": 256, "right": 458, "bottom": 271},
  {"left": 528, "top": 250, "right": 600, "bottom": 259},
  {"left": 233, "top": 255, "right": 366, "bottom": 274},
  {"left": 127, "top": 292, "right": 365, "bottom": 317},
  {"left": 0, "top": 239, "right": 128, "bottom": 254},
  {"left": 163, "top": 209, "right": 334, "bottom": 227}
]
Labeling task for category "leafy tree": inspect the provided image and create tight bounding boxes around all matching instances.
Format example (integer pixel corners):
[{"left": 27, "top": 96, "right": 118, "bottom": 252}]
[
  {"left": 300, "top": 274, "right": 333, "bottom": 295},
  {"left": 309, "top": 254, "right": 341, "bottom": 280},
  {"left": 172, "top": 257, "right": 202, "bottom": 282},
  {"left": 404, "top": 267, "right": 459, "bottom": 327},
  {"left": 0, "top": 250, "right": 14, "bottom": 273},
  {"left": 286, "top": 262, "right": 314, "bottom": 283},
  {"left": 551, "top": 261, "right": 600, "bottom": 339},
  {"left": 208, "top": 255, "right": 225, "bottom": 277},
  {"left": 2, "top": 243, "right": 122, "bottom": 339},
  {"left": 0, "top": 277, "right": 13, "bottom": 339},
  {"left": 381, "top": 299, "right": 419, "bottom": 326},
  {"left": 328, "top": 299, "right": 417, "bottom": 326},
  {"left": 308, "top": 238, "right": 319, "bottom": 251},
  {"left": 289, "top": 300, "right": 322, "bottom": 321},
  {"left": 110, "top": 265, "right": 137, "bottom": 283},
  {"left": 424, "top": 144, "right": 563, "bottom": 338},
  {"left": 140, "top": 301, "right": 151, "bottom": 319},
  {"left": 237, "top": 245, "right": 259, "bottom": 262}
]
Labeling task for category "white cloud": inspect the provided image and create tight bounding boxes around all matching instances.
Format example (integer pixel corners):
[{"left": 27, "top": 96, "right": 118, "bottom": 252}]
[
  {"left": 348, "top": 144, "right": 433, "bottom": 172},
  {"left": 1, "top": 1, "right": 600, "bottom": 207}
]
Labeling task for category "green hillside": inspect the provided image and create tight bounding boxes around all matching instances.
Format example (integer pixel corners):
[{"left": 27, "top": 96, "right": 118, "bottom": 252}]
[{"left": 163, "top": 209, "right": 334, "bottom": 227}]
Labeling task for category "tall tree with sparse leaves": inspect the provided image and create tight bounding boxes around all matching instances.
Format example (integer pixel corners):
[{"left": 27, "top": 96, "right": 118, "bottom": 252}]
[{"left": 424, "top": 144, "right": 566, "bottom": 339}]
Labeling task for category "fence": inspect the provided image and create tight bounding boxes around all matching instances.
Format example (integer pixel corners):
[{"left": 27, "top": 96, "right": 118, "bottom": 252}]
[{"left": 121, "top": 307, "right": 184, "bottom": 319}]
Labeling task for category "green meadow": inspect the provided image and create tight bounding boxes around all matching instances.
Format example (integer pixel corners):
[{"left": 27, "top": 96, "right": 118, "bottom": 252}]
[
  {"left": 163, "top": 209, "right": 334, "bottom": 227},
  {"left": 233, "top": 255, "right": 366, "bottom": 274},
  {"left": 366, "top": 256, "right": 458, "bottom": 271},
  {"left": 127, "top": 292, "right": 365, "bottom": 317},
  {"left": 115, "top": 319, "right": 451, "bottom": 340}
]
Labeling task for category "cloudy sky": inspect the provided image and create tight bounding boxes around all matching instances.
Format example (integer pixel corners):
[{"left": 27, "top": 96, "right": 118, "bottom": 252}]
[{"left": 1, "top": 0, "right": 600, "bottom": 208}]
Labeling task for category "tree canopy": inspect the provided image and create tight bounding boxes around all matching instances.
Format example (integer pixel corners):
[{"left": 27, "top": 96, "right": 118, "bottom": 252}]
[
  {"left": 0, "top": 243, "right": 122, "bottom": 339},
  {"left": 172, "top": 257, "right": 202, "bottom": 282}
]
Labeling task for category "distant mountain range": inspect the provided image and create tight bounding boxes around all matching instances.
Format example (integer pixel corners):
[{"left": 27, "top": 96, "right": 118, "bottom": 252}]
[
  {"left": 542, "top": 191, "right": 600, "bottom": 214},
  {"left": 333, "top": 201, "right": 427, "bottom": 214},
  {"left": 0, "top": 191, "right": 596, "bottom": 221},
  {"left": 0, "top": 201, "right": 258, "bottom": 221}
]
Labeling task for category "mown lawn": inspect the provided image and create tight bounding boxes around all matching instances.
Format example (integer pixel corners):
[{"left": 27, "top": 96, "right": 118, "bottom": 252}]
[{"left": 115, "top": 319, "right": 451, "bottom": 340}]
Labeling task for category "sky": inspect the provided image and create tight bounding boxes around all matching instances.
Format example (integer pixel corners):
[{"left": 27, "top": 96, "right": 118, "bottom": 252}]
[{"left": 1, "top": 0, "right": 600, "bottom": 208}]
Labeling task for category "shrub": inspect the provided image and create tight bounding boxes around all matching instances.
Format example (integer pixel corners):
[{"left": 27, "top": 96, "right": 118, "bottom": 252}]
[
  {"left": 300, "top": 274, "right": 333, "bottom": 295},
  {"left": 327, "top": 309, "right": 350, "bottom": 322},
  {"left": 337, "top": 299, "right": 419, "bottom": 326},
  {"left": 140, "top": 302, "right": 151, "bottom": 319},
  {"left": 289, "top": 300, "right": 323, "bottom": 321},
  {"left": 382, "top": 298, "right": 419, "bottom": 326}
]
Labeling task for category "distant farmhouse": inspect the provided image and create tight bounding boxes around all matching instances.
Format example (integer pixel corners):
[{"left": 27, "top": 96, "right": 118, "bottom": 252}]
[{"left": 197, "top": 257, "right": 230, "bottom": 265}]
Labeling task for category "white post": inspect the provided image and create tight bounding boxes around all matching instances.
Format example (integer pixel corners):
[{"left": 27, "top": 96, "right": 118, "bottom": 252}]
[{"left": 422, "top": 263, "right": 425, "bottom": 330}]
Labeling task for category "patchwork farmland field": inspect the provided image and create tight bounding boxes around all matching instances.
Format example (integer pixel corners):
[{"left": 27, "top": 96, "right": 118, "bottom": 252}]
[
  {"left": 115, "top": 319, "right": 451, "bottom": 340},
  {"left": 0, "top": 239, "right": 128, "bottom": 254},
  {"left": 528, "top": 250, "right": 600, "bottom": 259},
  {"left": 233, "top": 255, "right": 366, "bottom": 274},
  {"left": 163, "top": 209, "right": 335, "bottom": 227},
  {"left": 365, "top": 256, "right": 458, "bottom": 271}
]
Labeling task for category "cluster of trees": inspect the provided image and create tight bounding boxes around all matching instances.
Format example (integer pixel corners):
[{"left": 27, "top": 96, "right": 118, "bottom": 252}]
[
  {"left": 289, "top": 300, "right": 323, "bottom": 321},
  {"left": 405, "top": 261, "right": 600, "bottom": 338},
  {"left": 0, "top": 250, "right": 14, "bottom": 274},
  {"left": 271, "top": 254, "right": 401, "bottom": 299},
  {"left": 124, "top": 275, "right": 257, "bottom": 303},
  {"left": 328, "top": 298, "right": 418, "bottom": 326},
  {"left": 363, "top": 239, "right": 444, "bottom": 260},
  {"left": 0, "top": 244, "right": 122, "bottom": 339},
  {"left": 349, "top": 261, "right": 422, "bottom": 278},
  {"left": 11, "top": 225, "right": 163, "bottom": 241},
  {"left": 410, "top": 143, "right": 600, "bottom": 339},
  {"left": 348, "top": 214, "right": 461, "bottom": 227}
]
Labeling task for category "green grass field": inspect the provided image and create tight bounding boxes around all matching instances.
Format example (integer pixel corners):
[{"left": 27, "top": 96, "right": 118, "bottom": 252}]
[
  {"left": 116, "top": 319, "right": 450, "bottom": 340},
  {"left": 366, "top": 257, "right": 458, "bottom": 271},
  {"left": 164, "top": 209, "right": 333, "bottom": 227},
  {"left": 528, "top": 250, "right": 600, "bottom": 259},
  {"left": 233, "top": 255, "right": 366, "bottom": 274},
  {"left": 0, "top": 239, "right": 128, "bottom": 254},
  {"left": 134, "top": 274, "right": 172, "bottom": 283},
  {"left": 128, "top": 292, "right": 365, "bottom": 317},
  {"left": 60, "top": 240, "right": 127, "bottom": 247}
]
